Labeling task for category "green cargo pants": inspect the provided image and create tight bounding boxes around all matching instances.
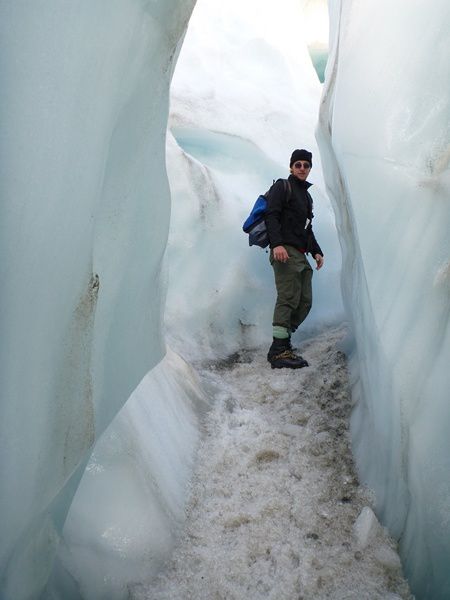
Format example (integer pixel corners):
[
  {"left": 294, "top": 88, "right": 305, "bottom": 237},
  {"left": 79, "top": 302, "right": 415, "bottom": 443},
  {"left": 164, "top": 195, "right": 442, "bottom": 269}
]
[{"left": 270, "top": 245, "right": 313, "bottom": 332}]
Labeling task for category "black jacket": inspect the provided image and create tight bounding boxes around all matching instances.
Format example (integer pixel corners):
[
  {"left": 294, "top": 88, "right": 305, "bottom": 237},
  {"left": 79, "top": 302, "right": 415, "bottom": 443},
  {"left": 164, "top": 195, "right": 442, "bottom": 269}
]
[{"left": 265, "top": 175, "right": 323, "bottom": 256}]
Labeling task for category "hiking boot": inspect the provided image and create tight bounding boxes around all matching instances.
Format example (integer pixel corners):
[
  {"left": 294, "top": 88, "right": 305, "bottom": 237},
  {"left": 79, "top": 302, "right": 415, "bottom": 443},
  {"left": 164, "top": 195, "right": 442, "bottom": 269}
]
[
  {"left": 267, "top": 337, "right": 288, "bottom": 362},
  {"left": 267, "top": 338, "right": 308, "bottom": 369},
  {"left": 270, "top": 349, "right": 309, "bottom": 369},
  {"left": 286, "top": 336, "right": 297, "bottom": 353},
  {"left": 286, "top": 337, "right": 309, "bottom": 366}
]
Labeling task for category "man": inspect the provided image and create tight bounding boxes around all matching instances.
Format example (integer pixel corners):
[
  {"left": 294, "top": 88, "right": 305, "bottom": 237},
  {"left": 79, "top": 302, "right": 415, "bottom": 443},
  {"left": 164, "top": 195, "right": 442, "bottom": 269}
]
[{"left": 265, "top": 149, "right": 324, "bottom": 369}]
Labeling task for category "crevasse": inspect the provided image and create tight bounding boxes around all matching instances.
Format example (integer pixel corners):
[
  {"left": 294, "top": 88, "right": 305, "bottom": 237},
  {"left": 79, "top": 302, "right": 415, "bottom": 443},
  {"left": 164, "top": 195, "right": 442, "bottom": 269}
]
[{"left": 1, "top": 0, "right": 449, "bottom": 599}]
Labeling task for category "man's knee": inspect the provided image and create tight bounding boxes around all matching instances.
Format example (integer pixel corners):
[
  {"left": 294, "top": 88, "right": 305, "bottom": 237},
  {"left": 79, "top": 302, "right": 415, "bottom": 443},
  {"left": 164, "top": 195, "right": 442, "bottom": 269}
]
[{"left": 274, "top": 275, "right": 302, "bottom": 308}]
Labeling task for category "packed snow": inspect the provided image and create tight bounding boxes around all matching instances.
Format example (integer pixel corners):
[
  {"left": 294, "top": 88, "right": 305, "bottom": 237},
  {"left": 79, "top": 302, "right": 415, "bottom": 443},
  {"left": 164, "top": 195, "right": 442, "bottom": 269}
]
[{"left": 135, "top": 327, "right": 411, "bottom": 600}]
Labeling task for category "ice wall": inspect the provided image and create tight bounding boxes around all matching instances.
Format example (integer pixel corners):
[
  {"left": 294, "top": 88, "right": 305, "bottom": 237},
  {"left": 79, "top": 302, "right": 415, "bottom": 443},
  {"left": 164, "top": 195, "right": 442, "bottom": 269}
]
[
  {"left": 0, "top": 2, "right": 195, "bottom": 599},
  {"left": 47, "top": 351, "right": 206, "bottom": 600},
  {"left": 165, "top": 0, "right": 344, "bottom": 361},
  {"left": 318, "top": 1, "right": 450, "bottom": 598}
]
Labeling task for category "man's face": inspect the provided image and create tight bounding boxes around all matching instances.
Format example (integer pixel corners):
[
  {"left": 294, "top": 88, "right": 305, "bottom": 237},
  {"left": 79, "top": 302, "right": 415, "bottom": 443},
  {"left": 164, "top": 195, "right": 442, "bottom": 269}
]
[{"left": 291, "top": 160, "right": 311, "bottom": 181}]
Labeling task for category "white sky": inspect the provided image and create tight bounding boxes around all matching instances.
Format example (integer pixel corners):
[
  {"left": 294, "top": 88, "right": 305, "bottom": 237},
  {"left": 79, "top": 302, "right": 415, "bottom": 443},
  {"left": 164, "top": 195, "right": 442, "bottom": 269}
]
[
  {"left": 302, "top": 0, "right": 329, "bottom": 46},
  {"left": 190, "top": 0, "right": 329, "bottom": 52}
]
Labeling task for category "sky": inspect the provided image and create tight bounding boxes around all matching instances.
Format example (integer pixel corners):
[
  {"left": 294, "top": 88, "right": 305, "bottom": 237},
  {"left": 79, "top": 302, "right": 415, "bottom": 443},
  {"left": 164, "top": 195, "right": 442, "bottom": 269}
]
[{"left": 302, "top": 0, "right": 329, "bottom": 46}]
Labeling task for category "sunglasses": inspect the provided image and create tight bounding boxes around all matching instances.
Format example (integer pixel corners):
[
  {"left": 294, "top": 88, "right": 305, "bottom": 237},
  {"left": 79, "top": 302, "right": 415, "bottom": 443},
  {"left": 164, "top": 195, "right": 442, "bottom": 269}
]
[{"left": 293, "top": 161, "right": 311, "bottom": 169}]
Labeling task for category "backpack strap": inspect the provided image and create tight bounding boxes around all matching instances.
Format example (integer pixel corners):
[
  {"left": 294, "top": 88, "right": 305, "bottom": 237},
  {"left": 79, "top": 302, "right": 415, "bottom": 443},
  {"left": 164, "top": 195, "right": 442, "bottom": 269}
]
[
  {"left": 265, "top": 178, "right": 292, "bottom": 205},
  {"left": 282, "top": 179, "right": 292, "bottom": 202},
  {"left": 274, "top": 179, "right": 313, "bottom": 216}
]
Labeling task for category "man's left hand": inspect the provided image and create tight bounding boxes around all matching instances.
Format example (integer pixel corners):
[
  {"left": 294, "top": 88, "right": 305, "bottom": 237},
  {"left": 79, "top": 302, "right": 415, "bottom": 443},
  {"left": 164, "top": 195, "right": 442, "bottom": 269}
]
[{"left": 314, "top": 254, "right": 324, "bottom": 270}]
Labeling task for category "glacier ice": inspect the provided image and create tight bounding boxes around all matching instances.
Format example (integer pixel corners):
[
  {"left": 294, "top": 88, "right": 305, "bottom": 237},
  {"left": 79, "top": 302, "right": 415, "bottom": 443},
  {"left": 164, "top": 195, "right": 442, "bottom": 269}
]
[
  {"left": 353, "top": 507, "right": 383, "bottom": 551},
  {"left": 48, "top": 350, "right": 206, "bottom": 600},
  {"left": 318, "top": 1, "right": 450, "bottom": 598},
  {"left": 0, "top": 2, "right": 195, "bottom": 599}
]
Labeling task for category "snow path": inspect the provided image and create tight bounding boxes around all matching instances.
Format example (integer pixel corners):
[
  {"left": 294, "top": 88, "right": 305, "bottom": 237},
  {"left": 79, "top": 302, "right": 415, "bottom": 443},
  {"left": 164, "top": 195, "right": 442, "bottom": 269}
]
[{"left": 136, "top": 326, "right": 412, "bottom": 600}]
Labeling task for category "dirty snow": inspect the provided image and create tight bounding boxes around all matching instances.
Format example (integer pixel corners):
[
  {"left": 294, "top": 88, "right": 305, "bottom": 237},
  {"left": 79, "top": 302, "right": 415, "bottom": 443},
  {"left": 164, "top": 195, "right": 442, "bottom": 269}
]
[{"left": 134, "top": 326, "right": 412, "bottom": 600}]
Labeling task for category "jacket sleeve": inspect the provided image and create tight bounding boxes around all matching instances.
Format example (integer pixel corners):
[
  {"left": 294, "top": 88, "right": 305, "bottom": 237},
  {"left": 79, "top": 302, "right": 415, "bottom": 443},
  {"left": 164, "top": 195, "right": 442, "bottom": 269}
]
[
  {"left": 265, "top": 179, "right": 286, "bottom": 249},
  {"left": 306, "top": 224, "right": 323, "bottom": 257},
  {"left": 306, "top": 191, "right": 323, "bottom": 256}
]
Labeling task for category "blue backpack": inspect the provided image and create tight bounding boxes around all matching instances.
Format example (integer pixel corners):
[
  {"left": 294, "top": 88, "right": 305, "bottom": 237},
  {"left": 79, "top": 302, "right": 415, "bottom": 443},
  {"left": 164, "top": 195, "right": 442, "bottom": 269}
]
[{"left": 242, "top": 179, "right": 292, "bottom": 248}]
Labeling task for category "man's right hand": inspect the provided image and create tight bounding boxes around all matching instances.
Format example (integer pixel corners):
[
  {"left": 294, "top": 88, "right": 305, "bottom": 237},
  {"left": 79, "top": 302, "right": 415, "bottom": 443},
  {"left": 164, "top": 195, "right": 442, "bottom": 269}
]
[{"left": 273, "top": 245, "right": 289, "bottom": 263}]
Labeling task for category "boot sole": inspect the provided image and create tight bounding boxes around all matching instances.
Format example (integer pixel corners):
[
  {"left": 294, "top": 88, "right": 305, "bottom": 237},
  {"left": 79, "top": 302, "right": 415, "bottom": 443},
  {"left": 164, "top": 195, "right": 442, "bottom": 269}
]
[{"left": 271, "top": 362, "right": 308, "bottom": 369}]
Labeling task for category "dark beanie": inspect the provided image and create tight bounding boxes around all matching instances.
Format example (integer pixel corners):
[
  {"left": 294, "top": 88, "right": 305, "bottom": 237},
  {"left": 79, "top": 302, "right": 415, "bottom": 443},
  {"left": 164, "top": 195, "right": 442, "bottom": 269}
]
[{"left": 290, "top": 149, "right": 312, "bottom": 167}]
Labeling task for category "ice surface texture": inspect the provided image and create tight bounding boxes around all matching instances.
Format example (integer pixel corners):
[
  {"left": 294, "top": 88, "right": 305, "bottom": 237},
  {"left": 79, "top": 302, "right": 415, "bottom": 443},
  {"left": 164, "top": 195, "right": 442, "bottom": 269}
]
[
  {"left": 49, "top": 351, "right": 206, "bottom": 600},
  {"left": 317, "top": 1, "right": 450, "bottom": 598},
  {"left": 0, "top": 2, "right": 195, "bottom": 599}
]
